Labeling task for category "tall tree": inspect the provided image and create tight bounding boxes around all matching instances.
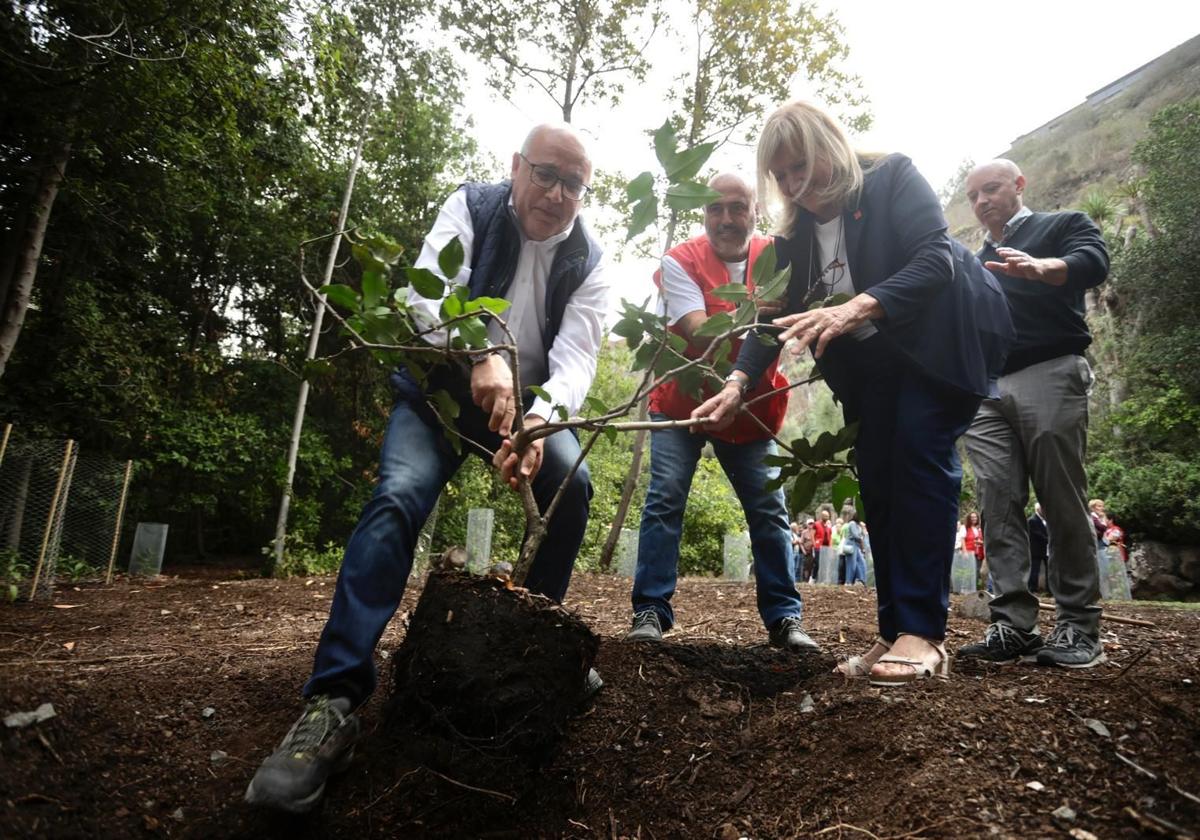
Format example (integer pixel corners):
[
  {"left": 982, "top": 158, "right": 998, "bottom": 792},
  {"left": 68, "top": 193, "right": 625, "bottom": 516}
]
[{"left": 440, "top": 0, "right": 663, "bottom": 122}]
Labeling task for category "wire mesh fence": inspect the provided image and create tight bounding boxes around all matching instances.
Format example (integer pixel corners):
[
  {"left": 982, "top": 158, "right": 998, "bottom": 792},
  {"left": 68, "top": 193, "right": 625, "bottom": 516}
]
[{"left": 0, "top": 426, "right": 132, "bottom": 600}]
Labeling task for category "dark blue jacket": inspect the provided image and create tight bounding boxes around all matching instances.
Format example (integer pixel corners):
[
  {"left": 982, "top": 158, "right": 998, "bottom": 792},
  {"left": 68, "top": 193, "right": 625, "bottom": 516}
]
[{"left": 735, "top": 154, "right": 1014, "bottom": 400}]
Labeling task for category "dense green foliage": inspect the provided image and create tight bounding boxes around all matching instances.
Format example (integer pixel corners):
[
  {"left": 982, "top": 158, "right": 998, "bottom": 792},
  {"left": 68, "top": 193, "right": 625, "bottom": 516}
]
[
  {"left": 0, "top": 0, "right": 477, "bottom": 563},
  {"left": 1088, "top": 100, "right": 1200, "bottom": 544}
]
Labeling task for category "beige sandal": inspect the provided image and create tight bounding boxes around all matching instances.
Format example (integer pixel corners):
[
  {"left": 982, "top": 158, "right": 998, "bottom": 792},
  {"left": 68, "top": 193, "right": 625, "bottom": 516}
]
[
  {"left": 868, "top": 635, "right": 950, "bottom": 686},
  {"left": 835, "top": 636, "right": 892, "bottom": 678}
]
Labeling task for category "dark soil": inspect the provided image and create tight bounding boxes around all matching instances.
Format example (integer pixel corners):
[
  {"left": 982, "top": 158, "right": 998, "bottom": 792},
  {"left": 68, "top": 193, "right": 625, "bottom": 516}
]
[
  {"left": 388, "top": 571, "right": 597, "bottom": 769},
  {"left": 1, "top": 570, "right": 1198, "bottom": 839}
]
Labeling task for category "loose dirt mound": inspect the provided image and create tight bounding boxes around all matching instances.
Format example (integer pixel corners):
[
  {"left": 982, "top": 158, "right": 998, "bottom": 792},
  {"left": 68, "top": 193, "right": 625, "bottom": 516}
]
[{"left": 1, "top": 572, "right": 1197, "bottom": 838}]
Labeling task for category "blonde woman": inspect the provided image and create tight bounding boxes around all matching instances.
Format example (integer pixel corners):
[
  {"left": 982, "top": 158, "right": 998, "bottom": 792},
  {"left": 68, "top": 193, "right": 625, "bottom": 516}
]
[{"left": 694, "top": 101, "right": 1014, "bottom": 686}]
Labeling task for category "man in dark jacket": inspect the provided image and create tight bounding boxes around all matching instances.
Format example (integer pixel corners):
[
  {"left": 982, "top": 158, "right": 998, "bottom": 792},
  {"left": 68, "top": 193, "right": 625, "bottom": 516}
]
[
  {"left": 958, "top": 159, "right": 1109, "bottom": 669},
  {"left": 245, "top": 124, "right": 610, "bottom": 813}
]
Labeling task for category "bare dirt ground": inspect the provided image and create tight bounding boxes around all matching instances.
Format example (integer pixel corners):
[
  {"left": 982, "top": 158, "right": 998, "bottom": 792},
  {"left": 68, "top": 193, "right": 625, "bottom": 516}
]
[{"left": 1, "top": 569, "right": 1198, "bottom": 839}]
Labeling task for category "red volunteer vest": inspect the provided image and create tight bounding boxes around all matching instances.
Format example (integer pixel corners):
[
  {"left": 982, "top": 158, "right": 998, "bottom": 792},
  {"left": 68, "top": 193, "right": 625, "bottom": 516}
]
[{"left": 649, "top": 234, "right": 789, "bottom": 443}]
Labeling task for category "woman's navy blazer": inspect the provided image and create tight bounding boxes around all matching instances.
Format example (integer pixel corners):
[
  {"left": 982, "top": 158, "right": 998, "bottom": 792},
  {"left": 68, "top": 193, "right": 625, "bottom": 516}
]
[{"left": 734, "top": 153, "right": 1015, "bottom": 402}]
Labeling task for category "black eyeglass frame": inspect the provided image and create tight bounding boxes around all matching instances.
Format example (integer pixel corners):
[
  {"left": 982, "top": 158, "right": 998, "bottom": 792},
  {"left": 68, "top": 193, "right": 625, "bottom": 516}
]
[{"left": 518, "top": 153, "right": 591, "bottom": 201}]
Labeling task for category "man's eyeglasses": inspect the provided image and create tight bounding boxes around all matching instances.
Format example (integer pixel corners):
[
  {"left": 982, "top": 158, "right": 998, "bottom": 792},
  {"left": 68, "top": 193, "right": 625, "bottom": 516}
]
[{"left": 519, "top": 153, "right": 590, "bottom": 201}]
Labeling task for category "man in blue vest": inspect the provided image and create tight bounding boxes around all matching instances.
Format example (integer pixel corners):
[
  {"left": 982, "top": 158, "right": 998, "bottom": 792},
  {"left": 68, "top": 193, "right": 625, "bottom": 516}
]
[{"left": 245, "top": 124, "right": 610, "bottom": 813}]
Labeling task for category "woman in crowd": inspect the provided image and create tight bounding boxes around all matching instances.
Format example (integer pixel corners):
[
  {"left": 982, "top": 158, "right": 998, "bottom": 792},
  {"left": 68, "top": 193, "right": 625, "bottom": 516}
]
[
  {"left": 962, "top": 511, "right": 986, "bottom": 588},
  {"left": 843, "top": 511, "right": 868, "bottom": 586},
  {"left": 692, "top": 100, "right": 1014, "bottom": 686}
]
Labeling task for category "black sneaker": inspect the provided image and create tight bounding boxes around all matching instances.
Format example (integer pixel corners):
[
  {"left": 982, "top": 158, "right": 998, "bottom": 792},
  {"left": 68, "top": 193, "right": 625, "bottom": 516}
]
[
  {"left": 768, "top": 616, "right": 821, "bottom": 653},
  {"left": 244, "top": 695, "right": 359, "bottom": 813},
  {"left": 957, "top": 622, "right": 1043, "bottom": 664},
  {"left": 625, "top": 610, "right": 663, "bottom": 642},
  {"left": 1036, "top": 623, "right": 1106, "bottom": 669}
]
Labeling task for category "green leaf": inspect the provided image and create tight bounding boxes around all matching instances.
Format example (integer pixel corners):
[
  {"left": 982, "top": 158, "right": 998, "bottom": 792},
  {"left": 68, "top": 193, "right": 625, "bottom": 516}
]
[
  {"left": 603, "top": 425, "right": 618, "bottom": 444},
  {"left": 627, "top": 196, "right": 658, "bottom": 241},
  {"left": 429, "top": 388, "right": 460, "bottom": 421},
  {"left": 362, "top": 267, "right": 386, "bottom": 309},
  {"left": 711, "top": 284, "right": 749, "bottom": 302},
  {"left": 626, "top": 171, "right": 654, "bottom": 202},
  {"left": 665, "top": 181, "right": 722, "bottom": 212},
  {"left": 653, "top": 120, "right": 680, "bottom": 170},
  {"left": 755, "top": 266, "right": 792, "bottom": 306},
  {"left": 351, "top": 243, "right": 384, "bottom": 272},
  {"left": 833, "top": 421, "right": 860, "bottom": 452},
  {"left": 528, "top": 385, "right": 552, "bottom": 402},
  {"left": 438, "top": 236, "right": 465, "bottom": 280},
  {"left": 473, "top": 296, "right": 510, "bottom": 315},
  {"left": 441, "top": 293, "right": 463, "bottom": 319},
  {"left": 832, "top": 475, "right": 859, "bottom": 509},
  {"left": 751, "top": 242, "right": 779, "bottom": 289},
  {"left": 694, "top": 311, "right": 734, "bottom": 338},
  {"left": 583, "top": 396, "right": 608, "bottom": 415},
  {"left": 320, "top": 284, "right": 360, "bottom": 311},
  {"left": 555, "top": 405, "right": 569, "bottom": 422},
  {"left": 405, "top": 267, "right": 444, "bottom": 300},
  {"left": 762, "top": 454, "right": 794, "bottom": 467},
  {"left": 665, "top": 142, "right": 717, "bottom": 182},
  {"left": 733, "top": 300, "right": 758, "bottom": 328},
  {"left": 813, "top": 430, "right": 839, "bottom": 460},
  {"left": 788, "top": 470, "right": 820, "bottom": 515},
  {"left": 633, "top": 340, "right": 658, "bottom": 371},
  {"left": 456, "top": 316, "right": 488, "bottom": 347}
]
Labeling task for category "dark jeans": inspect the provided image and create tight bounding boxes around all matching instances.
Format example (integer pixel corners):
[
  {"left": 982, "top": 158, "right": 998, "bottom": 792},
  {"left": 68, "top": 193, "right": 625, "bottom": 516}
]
[
  {"left": 632, "top": 416, "right": 802, "bottom": 631},
  {"left": 305, "top": 375, "right": 592, "bottom": 707},
  {"left": 830, "top": 337, "right": 981, "bottom": 641}
]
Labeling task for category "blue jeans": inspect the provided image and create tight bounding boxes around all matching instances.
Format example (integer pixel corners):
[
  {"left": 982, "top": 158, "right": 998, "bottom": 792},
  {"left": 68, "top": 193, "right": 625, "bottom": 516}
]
[
  {"left": 305, "top": 373, "right": 592, "bottom": 707},
  {"left": 843, "top": 546, "right": 867, "bottom": 585},
  {"left": 631, "top": 415, "right": 802, "bottom": 631}
]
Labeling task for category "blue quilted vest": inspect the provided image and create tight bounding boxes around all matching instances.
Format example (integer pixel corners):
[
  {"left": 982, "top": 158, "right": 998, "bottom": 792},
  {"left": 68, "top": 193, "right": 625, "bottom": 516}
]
[
  {"left": 393, "top": 182, "right": 603, "bottom": 409},
  {"left": 461, "top": 181, "right": 602, "bottom": 353}
]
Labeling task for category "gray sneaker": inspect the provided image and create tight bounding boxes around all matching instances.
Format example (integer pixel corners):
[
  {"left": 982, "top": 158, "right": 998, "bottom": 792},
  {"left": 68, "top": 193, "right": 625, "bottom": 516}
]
[
  {"left": 957, "top": 622, "right": 1044, "bottom": 664},
  {"left": 1036, "top": 623, "right": 1106, "bottom": 669},
  {"left": 625, "top": 609, "right": 663, "bottom": 642},
  {"left": 244, "top": 695, "right": 359, "bottom": 813}
]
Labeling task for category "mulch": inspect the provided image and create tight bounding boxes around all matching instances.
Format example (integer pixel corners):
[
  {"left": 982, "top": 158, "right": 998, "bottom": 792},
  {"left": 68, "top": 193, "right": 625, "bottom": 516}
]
[{"left": 1, "top": 569, "right": 1197, "bottom": 839}]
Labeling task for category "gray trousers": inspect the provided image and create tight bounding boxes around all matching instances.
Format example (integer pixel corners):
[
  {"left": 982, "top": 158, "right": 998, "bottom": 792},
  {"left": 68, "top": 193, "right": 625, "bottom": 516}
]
[{"left": 964, "top": 354, "right": 1101, "bottom": 636}]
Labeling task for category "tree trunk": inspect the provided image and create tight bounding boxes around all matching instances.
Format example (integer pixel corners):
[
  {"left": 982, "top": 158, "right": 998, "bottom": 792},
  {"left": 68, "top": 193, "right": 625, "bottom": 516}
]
[
  {"left": 0, "top": 140, "right": 71, "bottom": 380},
  {"left": 598, "top": 397, "right": 649, "bottom": 570}
]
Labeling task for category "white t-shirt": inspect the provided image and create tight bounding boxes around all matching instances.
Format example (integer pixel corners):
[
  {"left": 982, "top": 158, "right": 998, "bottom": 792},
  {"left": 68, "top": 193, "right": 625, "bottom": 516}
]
[
  {"left": 814, "top": 217, "right": 876, "bottom": 340},
  {"left": 659, "top": 254, "right": 746, "bottom": 324}
]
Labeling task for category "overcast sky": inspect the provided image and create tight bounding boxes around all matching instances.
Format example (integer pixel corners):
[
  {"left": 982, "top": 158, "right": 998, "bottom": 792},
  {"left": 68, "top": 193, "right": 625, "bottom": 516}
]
[{"left": 454, "top": 2, "right": 1199, "bottom": 309}]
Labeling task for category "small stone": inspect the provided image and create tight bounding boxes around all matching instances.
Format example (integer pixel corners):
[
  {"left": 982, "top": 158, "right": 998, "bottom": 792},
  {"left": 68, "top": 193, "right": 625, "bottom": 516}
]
[
  {"left": 717, "top": 823, "right": 741, "bottom": 840},
  {"left": 169, "top": 808, "right": 184, "bottom": 821},
  {"left": 1052, "top": 805, "right": 1077, "bottom": 822},
  {"left": 235, "top": 604, "right": 244, "bottom": 613},
  {"left": 4, "top": 703, "right": 56, "bottom": 729},
  {"left": 1068, "top": 830, "right": 1098, "bottom": 840},
  {"left": 1084, "top": 718, "right": 1110, "bottom": 738},
  {"left": 210, "top": 750, "right": 229, "bottom": 766},
  {"left": 160, "top": 609, "right": 171, "bottom": 616},
  {"left": 201, "top": 707, "right": 216, "bottom": 719},
  {"left": 1026, "top": 781, "right": 1045, "bottom": 792},
  {"left": 799, "top": 693, "right": 815, "bottom": 713}
]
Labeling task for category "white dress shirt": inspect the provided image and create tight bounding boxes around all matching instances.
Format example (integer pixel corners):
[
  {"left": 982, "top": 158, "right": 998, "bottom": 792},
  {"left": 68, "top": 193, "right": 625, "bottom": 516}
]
[{"left": 407, "top": 188, "right": 611, "bottom": 420}]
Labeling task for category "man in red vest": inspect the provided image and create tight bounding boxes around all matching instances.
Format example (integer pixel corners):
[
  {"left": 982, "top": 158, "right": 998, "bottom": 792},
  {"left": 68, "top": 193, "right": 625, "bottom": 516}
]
[{"left": 625, "top": 173, "right": 817, "bottom": 652}]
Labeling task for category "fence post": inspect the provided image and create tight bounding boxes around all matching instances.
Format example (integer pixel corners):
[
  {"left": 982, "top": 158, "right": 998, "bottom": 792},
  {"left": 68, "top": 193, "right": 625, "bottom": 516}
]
[
  {"left": 0, "top": 422, "right": 11, "bottom": 469},
  {"left": 105, "top": 459, "right": 133, "bottom": 585},
  {"left": 29, "top": 439, "right": 75, "bottom": 598}
]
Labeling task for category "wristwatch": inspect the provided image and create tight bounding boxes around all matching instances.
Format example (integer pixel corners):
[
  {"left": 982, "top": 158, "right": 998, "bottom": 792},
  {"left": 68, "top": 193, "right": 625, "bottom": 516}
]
[{"left": 723, "top": 372, "right": 749, "bottom": 395}]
